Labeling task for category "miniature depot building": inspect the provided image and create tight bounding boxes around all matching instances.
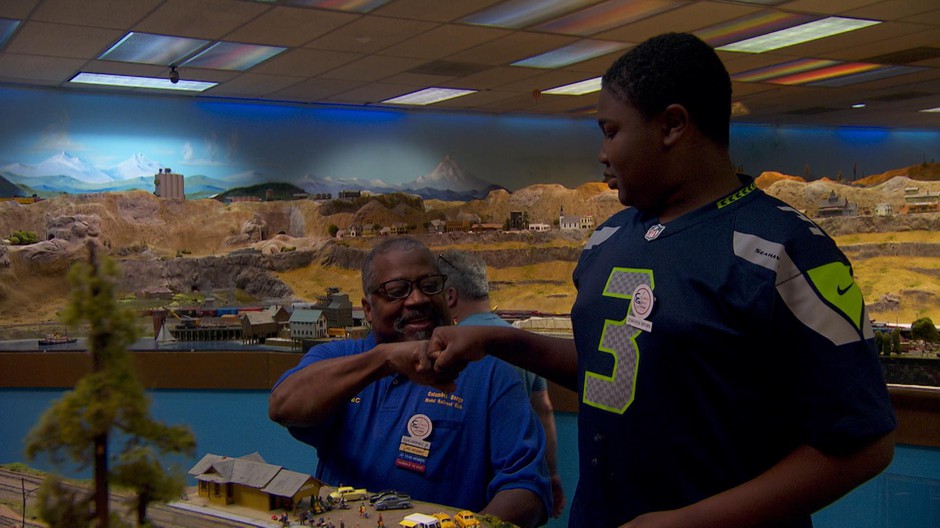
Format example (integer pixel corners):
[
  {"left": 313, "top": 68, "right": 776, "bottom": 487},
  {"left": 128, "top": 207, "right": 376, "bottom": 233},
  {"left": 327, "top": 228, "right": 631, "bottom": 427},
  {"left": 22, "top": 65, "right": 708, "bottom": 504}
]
[{"left": 189, "top": 452, "right": 323, "bottom": 512}]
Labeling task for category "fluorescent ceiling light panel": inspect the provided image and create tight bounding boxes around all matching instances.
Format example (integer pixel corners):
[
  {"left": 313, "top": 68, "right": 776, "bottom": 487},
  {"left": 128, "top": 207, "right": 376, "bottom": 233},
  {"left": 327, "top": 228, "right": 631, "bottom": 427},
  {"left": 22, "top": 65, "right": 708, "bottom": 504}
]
[
  {"left": 698, "top": 11, "right": 816, "bottom": 48},
  {"left": 69, "top": 72, "right": 217, "bottom": 92},
  {"left": 182, "top": 42, "right": 286, "bottom": 70},
  {"left": 807, "top": 65, "right": 926, "bottom": 87},
  {"left": 382, "top": 87, "right": 476, "bottom": 105},
  {"left": 0, "top": 18, "right": 20, "bottom": 48},
  {"left": 98, "top": 32, "right": 210, "bottom": 65},
  {"left": 461, "top": 0, "right": 598, "bottom": 29},
  {"left": 920, "top": 107, "right": 940, "bottom": 113},
  {"left": 543, "top": 77, "right": 602, "bottom": 95},
  {"left": 513, "top": 40, "right": 629, "bottom": 68},
  {"left": 717, "top": 16, "right": 880, "bottom": 53},
  {"left": 534, "top": 0, "right": 688, "bottom": 36},
  {"left": 732, "top": 58, "right": 840, "bottom": 82},
  {"left": 730, "top": 59, "right": 916, "bottom": 86},
  {"left": 287, "top": 0, "right": 393, "bottom": 12}
]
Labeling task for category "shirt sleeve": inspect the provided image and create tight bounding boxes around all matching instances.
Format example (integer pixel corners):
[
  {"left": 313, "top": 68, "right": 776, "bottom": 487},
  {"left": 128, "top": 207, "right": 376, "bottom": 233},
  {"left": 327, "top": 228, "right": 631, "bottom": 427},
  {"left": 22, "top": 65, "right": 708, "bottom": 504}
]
[
  {"left": 772, "top": 233, "right": 897, "bottom": 454},
  {"left": 484, "top": 358, "right": 553, "bottom": 515}
]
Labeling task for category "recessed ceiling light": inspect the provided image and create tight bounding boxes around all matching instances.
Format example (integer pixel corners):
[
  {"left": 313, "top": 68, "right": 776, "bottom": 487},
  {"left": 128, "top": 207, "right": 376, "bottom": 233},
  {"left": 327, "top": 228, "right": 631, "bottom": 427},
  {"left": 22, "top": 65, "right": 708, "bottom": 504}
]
[
  {"left": 851, "top": 103, "right": 866, "bottom": 109},
  {"left": 512, "top": 40, "right": 629, "bottom": 69},
  {"left": 98, "top": 32, "right": 210, "bottom": 66},
  {"left": 382, "top": 87, "right": 477, "bottom": 105},
  {"left": 534, "top": 0, "right": 688, "bottom": 36},
  {"left": 543, "top": 77, "right": 602, "bottom": 95},
  {"left": 920, "top": 107, "right": 940, "bottom": 113},
  {"left": 717, "top": 16, "right": 880, "bottom": 53},
  {"left": 0, "top": 18, "right": 20, "bottom": 48},
  {"left": 181, "top": 42, "right": 286, "bottom": 71},
  {"left": 461, "top": 0, "right": 597, "bottom": 29},
  {"left": 69, "top": 73, "right": 217, "bottom": 92},
  {"left": 287, "top": 0, "right": 393, "bottom": 12}
]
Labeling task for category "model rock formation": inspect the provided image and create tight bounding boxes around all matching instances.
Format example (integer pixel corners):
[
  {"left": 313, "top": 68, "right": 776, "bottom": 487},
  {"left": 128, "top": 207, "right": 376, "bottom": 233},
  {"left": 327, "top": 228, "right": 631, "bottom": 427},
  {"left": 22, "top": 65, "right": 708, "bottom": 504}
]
[{"left": 1, "top": 166, "right": 938, "bottom": 328}]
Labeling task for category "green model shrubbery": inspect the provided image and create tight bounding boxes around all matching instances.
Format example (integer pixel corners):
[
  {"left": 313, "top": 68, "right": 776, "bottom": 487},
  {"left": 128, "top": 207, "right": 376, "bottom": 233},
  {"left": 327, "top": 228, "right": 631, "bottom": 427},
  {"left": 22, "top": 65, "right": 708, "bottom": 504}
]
[{"left": 7, "top": 230, "right": 39, "bottom": 245}]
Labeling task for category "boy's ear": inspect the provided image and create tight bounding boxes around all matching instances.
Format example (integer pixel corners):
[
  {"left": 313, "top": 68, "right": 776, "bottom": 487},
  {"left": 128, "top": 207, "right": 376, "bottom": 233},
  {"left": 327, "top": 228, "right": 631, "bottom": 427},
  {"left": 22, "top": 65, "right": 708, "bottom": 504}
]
[{"left": 661, "top": 103, "right": 689, "bottom": 147}]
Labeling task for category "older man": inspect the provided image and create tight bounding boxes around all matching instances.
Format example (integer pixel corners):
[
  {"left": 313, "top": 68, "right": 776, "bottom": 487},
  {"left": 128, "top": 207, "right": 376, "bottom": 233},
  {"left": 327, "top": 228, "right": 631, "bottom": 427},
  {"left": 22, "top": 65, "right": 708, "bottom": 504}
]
[{"left": 269, "top": 237, "right": 549, "bottom": 528}]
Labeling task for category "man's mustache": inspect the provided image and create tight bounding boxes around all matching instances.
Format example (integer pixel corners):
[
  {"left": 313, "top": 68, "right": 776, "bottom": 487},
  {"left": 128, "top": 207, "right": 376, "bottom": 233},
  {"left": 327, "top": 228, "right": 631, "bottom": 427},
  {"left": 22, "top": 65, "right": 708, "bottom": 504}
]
[{"left": 394, "top": 307, "right": 444, "bottom": 334}]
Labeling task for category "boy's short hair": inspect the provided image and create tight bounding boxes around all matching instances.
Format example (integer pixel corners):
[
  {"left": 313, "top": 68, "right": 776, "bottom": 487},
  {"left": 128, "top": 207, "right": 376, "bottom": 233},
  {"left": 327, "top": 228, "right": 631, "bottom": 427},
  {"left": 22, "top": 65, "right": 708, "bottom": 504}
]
[{"left": 601, "top": 32, "right": 732, "bottom": 148}]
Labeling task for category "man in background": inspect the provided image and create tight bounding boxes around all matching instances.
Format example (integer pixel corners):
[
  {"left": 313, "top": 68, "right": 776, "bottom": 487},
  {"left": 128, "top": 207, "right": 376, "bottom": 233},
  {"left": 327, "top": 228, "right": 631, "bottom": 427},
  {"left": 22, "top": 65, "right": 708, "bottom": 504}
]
[{"left": 439, "top": 249, "right": 565, "bottom": 519}]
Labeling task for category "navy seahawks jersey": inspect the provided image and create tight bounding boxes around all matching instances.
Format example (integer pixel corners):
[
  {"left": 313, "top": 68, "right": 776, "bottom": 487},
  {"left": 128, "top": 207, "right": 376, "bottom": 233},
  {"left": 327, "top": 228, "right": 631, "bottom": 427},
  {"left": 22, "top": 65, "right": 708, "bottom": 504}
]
[{"left": 568, "top": 177, "right": 896, "bottom": 528}]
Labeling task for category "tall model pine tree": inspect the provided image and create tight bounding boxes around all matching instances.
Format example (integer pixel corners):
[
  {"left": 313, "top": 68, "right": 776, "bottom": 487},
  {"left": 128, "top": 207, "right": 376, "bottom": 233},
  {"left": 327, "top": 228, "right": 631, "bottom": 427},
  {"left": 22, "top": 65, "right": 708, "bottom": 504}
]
[{"left": 26, "top": 242, "right": 196, "bottom": 527}]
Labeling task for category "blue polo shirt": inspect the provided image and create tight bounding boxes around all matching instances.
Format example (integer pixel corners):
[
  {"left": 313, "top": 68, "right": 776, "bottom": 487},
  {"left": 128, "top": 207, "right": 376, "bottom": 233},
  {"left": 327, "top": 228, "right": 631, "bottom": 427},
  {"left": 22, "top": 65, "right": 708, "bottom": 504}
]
[
  {"left": 459, "top": 311, "right": 548, "bottom": 396},
  {"left": 274, "top": 333, "right": 551, "bottom": 514}
]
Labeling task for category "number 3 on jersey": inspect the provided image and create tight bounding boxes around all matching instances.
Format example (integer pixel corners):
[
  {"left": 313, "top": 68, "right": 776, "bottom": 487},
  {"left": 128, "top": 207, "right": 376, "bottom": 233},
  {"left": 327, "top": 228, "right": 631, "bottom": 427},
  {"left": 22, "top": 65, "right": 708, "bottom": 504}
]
[{"left": 583, "top": 268, "right": 653, "bottom": 414}]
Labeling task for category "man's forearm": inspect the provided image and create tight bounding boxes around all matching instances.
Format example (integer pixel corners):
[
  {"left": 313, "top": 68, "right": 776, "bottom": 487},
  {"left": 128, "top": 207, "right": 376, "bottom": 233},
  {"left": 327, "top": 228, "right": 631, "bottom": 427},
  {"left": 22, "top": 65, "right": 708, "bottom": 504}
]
[
  {"left": 269, "top": 346, "right": 392, "bottom": 427},
  {"left": 481, "top": 488, "right": 547, "bottom": 528}
]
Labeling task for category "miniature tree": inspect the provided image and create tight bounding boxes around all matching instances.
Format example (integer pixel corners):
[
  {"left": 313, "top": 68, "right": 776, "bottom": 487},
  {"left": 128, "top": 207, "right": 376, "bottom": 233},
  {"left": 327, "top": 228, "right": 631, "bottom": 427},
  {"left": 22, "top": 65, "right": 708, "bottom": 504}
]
[
  {"left": 911, "top": 317, "right": 938, "bottom": 351},
  {"left": 25, "top": 242, "right": 196, "bottom": 528}
]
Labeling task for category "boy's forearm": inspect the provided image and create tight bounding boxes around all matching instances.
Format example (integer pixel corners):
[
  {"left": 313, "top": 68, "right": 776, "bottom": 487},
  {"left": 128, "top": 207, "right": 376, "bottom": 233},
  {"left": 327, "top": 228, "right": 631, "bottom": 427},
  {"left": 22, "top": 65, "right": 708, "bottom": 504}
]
[{"left": 653, "top": 431, "right": 896, "bottom": 528}]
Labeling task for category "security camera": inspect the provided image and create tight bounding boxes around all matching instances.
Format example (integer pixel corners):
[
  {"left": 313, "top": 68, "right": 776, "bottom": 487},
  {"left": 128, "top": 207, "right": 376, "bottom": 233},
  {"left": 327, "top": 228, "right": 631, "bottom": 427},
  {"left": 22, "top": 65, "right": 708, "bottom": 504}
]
[{"left": 169, "top": 65, "right": 179, "bottom": 84}]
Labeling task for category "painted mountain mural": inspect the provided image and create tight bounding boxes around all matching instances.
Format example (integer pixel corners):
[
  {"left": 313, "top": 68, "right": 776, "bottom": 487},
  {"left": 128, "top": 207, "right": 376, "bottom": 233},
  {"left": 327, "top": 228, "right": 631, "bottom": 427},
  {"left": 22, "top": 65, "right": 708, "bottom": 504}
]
[
  {"left": 298, "top": 155, "right": 504, "bottom": 201},
  {"left": 1, "top": 152, "right": 501, "bottom": 201}
]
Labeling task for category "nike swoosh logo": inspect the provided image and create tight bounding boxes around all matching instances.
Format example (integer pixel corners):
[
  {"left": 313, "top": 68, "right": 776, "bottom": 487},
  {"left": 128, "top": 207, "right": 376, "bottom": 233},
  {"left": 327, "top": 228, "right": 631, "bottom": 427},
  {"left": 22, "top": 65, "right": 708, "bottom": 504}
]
[{"left": 837, "top": 283, "right": 853, "bottom": 295}]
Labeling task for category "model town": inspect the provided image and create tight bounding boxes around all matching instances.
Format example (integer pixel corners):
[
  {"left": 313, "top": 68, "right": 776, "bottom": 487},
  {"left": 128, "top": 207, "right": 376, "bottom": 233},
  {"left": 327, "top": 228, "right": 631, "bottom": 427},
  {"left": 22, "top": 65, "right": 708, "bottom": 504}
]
[{"left": 1, "top": 166, "right": 938, "bottom": 528}]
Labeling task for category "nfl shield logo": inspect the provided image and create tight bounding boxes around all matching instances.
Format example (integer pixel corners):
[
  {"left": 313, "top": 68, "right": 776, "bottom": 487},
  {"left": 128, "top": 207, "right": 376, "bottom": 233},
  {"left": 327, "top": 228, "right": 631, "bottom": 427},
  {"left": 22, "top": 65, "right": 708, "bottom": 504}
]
[{"left": 644, "top": 224, "right": 665, "bottom": 241}]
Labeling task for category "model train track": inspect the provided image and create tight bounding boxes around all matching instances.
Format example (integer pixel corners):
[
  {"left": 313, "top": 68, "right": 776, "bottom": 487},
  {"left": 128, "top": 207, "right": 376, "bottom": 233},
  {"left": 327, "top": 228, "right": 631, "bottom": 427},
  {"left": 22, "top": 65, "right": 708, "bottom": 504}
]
[{"left": 0, "top": 468, "right": 269, "bottom": 528}]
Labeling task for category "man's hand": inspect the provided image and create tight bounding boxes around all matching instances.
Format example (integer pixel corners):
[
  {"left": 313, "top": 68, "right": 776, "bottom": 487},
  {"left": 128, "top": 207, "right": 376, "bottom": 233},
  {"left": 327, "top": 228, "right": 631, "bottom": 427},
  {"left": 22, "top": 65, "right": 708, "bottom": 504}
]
[
  {"left": 379, "top": 340, "right": 447, "bottom": 387},
  {"left": 425, "top": 326, "right": 494, "bottom": 391}
]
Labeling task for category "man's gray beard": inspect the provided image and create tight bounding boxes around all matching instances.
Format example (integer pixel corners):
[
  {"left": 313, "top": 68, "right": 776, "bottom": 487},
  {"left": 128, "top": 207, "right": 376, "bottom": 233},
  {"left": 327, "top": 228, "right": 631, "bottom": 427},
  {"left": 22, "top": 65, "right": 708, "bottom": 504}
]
[
  {"left": 394, "top": 308, "right": 444, "bottom": 341},
  {"left": 406, "top": 328, "right": 432, "bottom": 340}
]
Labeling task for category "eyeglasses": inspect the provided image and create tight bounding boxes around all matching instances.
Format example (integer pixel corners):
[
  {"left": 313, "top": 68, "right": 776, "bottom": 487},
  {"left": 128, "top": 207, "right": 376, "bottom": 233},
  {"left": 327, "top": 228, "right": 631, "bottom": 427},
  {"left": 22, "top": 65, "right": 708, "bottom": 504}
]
[
  {"left": 371, "top": 274, "right": 447, "bottom": 301},
  {"left": 438, "top": 253, "right": 457, "bottom": 270}
]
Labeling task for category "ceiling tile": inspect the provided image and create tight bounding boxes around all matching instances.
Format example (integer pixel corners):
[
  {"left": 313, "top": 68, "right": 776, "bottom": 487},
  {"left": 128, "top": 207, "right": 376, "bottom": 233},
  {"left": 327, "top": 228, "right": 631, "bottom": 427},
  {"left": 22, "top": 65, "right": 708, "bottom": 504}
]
[
  {"left": 203, "top": 73, "right": 307, "bottom": 97},
  {"left": 31, "top": 0, "right": 162, "bottom": 28},
  {"left": 595, "top": 1, "right": 760, "bottom": 41},
  {"left": 447, "top": 32, "right": 579, "bottom": 65},
  {"left": 0, "top": 0, "right": 37, "bottom": 19},
  {"left": 134, "top": 0, "right": 269, "bottom": 40},
  {"left": 372, "top": 0, "right": 505, "bottom": 22},
  {"left": 7, "top": 22, "right": 123, "bottom": 59},
  {"left": 449, "top": 65, "right": 544, "bottom": 89},
  {"left": 270, "top": 77, "right": 365, "bottom": 101},
  {"left": 318, "top": 54, "right": 430, "bottom": 81},
  {"left": 224, "top": 6, "right": 359, "bottom": 47},
  {"left": 304, "top": 14, "right": 438, "bottom": 53},
  {"left": 381, "top": 23, "right": 511, "bottom": 59},
  {"left": 843, "top": 0, "right": 940, "bottom": 21},
  {"left": 250, "top": 47, "right": 364, "bottom": 76},
  {"left": 0, "top": 53, "right": 86, "bottom": 83},
  {"left": 325, "top": 81, "right": 419, "bottom": 103}
]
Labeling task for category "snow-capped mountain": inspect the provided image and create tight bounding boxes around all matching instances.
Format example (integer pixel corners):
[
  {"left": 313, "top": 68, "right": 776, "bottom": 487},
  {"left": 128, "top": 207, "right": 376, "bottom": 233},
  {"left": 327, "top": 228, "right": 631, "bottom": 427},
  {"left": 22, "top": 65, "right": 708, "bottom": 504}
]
[
  {"left": 108, "top": 153, "right": 164, "bottom": 180},
  {"left": 298, "top": 156, "right": 504, "bottom": 200},
  {"left": 2, "top": 151, "right": 113, "bottom": 184},
  {"left": 411, "top": 155, "right": 493, "bottom": 193}
]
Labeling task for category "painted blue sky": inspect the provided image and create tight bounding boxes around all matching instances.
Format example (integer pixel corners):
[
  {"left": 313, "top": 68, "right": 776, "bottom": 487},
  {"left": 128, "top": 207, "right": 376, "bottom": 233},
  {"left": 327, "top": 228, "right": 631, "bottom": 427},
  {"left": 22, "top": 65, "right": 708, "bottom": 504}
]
[{"left": 1, "top": 86, "right": 938, "bottom": 193}]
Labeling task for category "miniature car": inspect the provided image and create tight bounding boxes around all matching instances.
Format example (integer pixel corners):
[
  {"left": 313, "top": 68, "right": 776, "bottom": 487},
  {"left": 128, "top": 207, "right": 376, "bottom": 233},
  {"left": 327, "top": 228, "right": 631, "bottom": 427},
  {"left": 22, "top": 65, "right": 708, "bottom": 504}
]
[
  {"left": 328, "top": 486, "right": 368, "bottom": 502},
  {"left": 399, "top": 513, "right": 442, "bottom": 528},
  {"left": 369, "top": 489, "right": 398, "bottom": 504},
  {"left": 431, "top": 512, "right": 456, "bottom": 528},
  {"left": 373, "top": 492, "right": 412, "bottom": 510},
  {"left": 453, "top": 510, "right": 480, "bottom": 528}
]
